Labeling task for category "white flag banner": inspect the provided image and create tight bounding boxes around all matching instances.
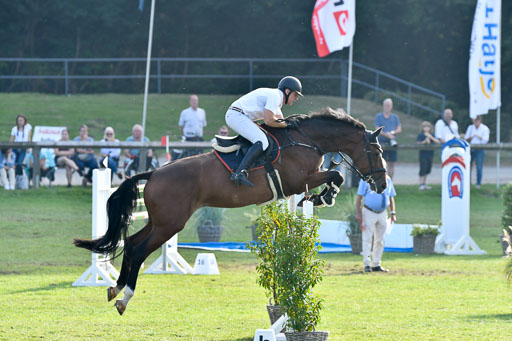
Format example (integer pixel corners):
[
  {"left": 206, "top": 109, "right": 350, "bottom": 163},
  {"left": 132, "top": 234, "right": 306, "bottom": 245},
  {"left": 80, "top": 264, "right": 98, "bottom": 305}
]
[
  {"left": 312, "top": 0, "right": 355, "bottom": 58},
  {"left": 469, "top": 0, "right": 501, "bottom": 118}
]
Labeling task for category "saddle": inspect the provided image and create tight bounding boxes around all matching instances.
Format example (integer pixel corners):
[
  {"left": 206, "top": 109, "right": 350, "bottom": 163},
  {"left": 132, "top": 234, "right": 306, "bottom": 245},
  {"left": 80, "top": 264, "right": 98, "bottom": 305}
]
[{"left": 213, "top": 129, "right": 285, "bottom": 202}]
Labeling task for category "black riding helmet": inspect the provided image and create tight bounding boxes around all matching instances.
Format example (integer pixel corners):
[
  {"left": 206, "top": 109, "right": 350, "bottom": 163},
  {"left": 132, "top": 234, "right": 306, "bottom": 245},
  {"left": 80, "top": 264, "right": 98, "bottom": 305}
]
[{"left": 278, "top": 76, "right": 304, "bottom": 104}]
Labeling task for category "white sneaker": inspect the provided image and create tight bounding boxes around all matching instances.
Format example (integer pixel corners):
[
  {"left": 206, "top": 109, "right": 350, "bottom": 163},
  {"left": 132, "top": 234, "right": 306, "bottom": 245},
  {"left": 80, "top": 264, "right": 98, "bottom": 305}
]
[
  {"left": 3, "top": 185, "right": 9, "bottom": 190},
  {"left": 9, "top": 184, "right": 15, "bottom": 190},
  {"left": 419, "top": 184, "right": 426, "bottom": 191},
  {"left": 424, "top": 185, "right": 432, "bottom": 190}
]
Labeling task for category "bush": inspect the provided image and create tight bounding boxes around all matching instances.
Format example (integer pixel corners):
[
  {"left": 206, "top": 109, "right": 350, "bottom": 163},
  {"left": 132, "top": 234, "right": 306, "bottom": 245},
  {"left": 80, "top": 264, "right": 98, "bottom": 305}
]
[
  {"left": 251, "top": 201, "right": 325, "bottom": 332},
  {"left": 502, "top": 183, "right": 512, "bottom": 233},
  {"left": 411, "top": 225, "right": 440, "bottom": 237}
]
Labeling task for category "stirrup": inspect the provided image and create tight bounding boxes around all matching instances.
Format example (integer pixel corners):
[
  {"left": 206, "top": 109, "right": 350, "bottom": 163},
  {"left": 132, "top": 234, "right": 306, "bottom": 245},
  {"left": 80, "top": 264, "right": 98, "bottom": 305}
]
[{"left": 230, "top": 170, "right": 254, "bottom": 187}]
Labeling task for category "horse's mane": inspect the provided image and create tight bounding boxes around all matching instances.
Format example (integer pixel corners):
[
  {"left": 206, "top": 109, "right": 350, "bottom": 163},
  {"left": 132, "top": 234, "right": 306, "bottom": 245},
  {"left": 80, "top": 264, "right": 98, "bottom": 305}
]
[{"left": 287, "top": 107, "right": 366, "bottom": 130}]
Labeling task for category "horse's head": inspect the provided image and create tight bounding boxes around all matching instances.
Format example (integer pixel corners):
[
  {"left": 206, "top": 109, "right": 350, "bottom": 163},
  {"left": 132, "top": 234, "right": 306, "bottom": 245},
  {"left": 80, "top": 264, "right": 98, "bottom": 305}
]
[{"left": 352, "top": 127, "right": 387, "bottom": 193}]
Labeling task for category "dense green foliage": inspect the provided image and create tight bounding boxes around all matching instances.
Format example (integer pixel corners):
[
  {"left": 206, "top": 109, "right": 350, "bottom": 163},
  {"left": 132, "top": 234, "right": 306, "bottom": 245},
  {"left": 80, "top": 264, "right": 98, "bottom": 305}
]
[
  {"left": 1, "top": 1, "right": 510, "bottom": 139},
  {"left": 255, "top": 202, "right": 325, "bottom": 332},
  {"left": 502, "top": 183, "right": 512, "bottom": 232},
  {"left": 411, "top": 225, "right": 441, "bottom": 237}
]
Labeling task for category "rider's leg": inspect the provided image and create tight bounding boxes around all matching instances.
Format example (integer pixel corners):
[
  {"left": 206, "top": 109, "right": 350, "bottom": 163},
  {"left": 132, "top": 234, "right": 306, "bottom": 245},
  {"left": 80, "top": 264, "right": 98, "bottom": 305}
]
[{"left": 225, "top": 109, "right": 268, "bottom": 187}]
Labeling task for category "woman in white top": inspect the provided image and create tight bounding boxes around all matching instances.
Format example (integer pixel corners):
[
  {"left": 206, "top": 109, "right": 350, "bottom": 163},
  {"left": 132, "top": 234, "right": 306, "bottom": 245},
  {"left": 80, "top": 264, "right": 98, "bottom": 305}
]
[
  {"left": 9, "top": 114, "right": 32, "bottom": 169},
  {"left": 225, "top": 76, "right": 303, "bottom": 187},
  {"left": 100, "top": 126, "right": 123, "bottom": 180}
]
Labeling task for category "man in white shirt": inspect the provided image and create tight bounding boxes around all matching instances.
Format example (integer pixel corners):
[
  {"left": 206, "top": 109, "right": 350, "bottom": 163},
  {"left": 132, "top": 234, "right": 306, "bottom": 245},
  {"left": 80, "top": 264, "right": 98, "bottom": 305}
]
[
  {"left": 225, "top": 76, "right": 303, "bottom": 187},
  {"left": 465, "top": 115, "right": 490, "bottom": 188},
  {"left": 434, "top": 108, "right": 459, "bottom": 143},
  {"left": 178, "top": 95, "right": 207, "bottom": 140}
]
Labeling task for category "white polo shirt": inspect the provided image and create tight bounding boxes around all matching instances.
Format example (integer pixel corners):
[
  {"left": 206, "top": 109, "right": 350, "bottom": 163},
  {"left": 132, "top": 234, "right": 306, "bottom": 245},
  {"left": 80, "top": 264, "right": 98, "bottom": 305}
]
[
  {"left": 435, "top": 119, "right": 459, "bottom": 142},
  {"left": 231, "top": 88, "right": 283, "bottom": 121},
  {"left": 10, "top": 124, "right": 32, "bottom": 142},
  {"left": 465, "top": 123, "right": 490, "bottom": 144},
  {"left": 178, "top": 107, "right": 206, "bottom": 138}
]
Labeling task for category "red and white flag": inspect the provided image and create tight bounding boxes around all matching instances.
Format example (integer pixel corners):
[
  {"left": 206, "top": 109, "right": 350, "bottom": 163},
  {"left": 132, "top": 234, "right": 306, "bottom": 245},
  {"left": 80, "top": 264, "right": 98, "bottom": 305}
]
[{"left": 312, "top": 0, "right": 356, "bottom": 58}]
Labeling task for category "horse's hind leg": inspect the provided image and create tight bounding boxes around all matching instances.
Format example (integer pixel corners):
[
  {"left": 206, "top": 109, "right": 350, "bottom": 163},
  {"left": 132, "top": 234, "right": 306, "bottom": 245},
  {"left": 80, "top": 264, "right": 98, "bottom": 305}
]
[
  {"left": 114, "top": 224, "right": 175, "bottom": 315},
  {"left": 108, "top": 221, "right": 154, "bottom": 302}
]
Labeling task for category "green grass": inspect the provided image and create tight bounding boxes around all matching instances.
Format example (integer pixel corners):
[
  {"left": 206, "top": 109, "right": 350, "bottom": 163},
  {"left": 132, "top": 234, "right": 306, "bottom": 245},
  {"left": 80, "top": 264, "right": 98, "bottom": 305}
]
[{"left": 1, "top": 185, "right": 511, "bottom": 339}]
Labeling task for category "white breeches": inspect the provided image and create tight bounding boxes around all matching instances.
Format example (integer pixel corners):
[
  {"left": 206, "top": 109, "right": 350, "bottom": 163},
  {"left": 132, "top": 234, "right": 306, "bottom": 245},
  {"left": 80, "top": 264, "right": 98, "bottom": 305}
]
[
  {"left": 361, "top": 207, "right": 387, "bottom": 267},
  {"left": 225, "top": 109, "right": 269, "bottom": 150}
]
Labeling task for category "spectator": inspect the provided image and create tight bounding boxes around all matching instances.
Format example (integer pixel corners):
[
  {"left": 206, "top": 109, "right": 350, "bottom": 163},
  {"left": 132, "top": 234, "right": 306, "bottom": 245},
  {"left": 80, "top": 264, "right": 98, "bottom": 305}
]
[
  {"left": 434, "top": 108, "right": 459, "bottom": 144},
  {"left": 39, "top": 146, "right": 56, "bottom": 185},
  {"left": 55, "top": 128, "right": 80, "bottom": 188},
  {"left": 100, "top": 126, "right": 123, "bottom": 180},
  {"left": 0, "top": 148, "right": 15, "bottom": 190},
  {"left": 355, "top": 174, "right": 397, "bottom": 273},
  {"left": 210, "top": 125, "right": 229, "bottom": 144},
  {"left": 124, "top": 124, "right": 155, "bottom": 176},
  {"left": 416, "top": 121, "right": 440, "bottom": 190},
  {"left": 73, "top": 124, "right": 99, "bottom": 187},
  {"left": 179, "top": 94, "right": 207, "bottom": 141},
  {"left": 465, "top": 115, "right": 490, "bottom": 188},
  {"left": 9, "top": 114, "right": 32, "bottom": 173},
  {"left": 374, "top": 98, "right": 401, "bottom": 179}
]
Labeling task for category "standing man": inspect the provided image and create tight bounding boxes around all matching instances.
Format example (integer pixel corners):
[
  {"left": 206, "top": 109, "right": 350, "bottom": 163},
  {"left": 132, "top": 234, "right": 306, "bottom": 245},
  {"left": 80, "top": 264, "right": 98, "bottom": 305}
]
[
  {"left": 465, "top": 115, "right": 490, "bottom": 188},
  {"left": 434, "top": 108, "right": 460, "bottom": 144},
  {"left": 179, "top": 94, "right": 207, "bottom": 141},
  {"left": 374, "top": 98, "right": 401, "bottom": 179},
  {"left": 355, "top": 175, "right": 397, "bottom": 273}
]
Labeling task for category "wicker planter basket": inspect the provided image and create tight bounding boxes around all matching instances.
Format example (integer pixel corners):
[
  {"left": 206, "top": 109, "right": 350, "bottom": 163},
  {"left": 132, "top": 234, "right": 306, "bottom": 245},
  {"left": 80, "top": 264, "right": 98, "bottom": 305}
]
[
  {"left": 348, "top": 234, "right": 362, "bottom": 255},
  {"left": 413, "top": 235, "right": 437, "bottom": 254},
  {"left": 267, "top": 304, "right": 284, "bottom": 332},
  {"left": 285, "top": 331, "right": 329, "bottom": 341},
  {"left": 197, "top": 220, "right": 223, "bottom": 243}
]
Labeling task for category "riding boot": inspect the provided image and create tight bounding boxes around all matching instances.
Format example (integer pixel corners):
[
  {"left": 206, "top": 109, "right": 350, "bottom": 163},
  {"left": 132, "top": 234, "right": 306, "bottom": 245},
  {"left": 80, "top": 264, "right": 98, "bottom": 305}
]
[{"left": 230, "top": 141, "right": 264, "bottom": 187}]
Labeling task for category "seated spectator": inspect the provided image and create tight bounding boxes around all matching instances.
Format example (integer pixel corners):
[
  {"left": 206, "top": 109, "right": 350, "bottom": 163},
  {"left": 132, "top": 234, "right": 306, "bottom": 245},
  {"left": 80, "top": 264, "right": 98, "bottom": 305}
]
[
  {"left": 416, "top": 121, "right": 440, "bottom": 190},
  {"left": 55, "top": 128, "right": 80, "bottom": 187},
  {"left": 124, "top": 124, "right": 156, "bottom": 177},
  {"left": 100, "top": 126, "right": 123, "bottom": 180},
  {"left": 210, "top": 125, "right": 229, "bottom": 144},
  {"left": 0, "top": 148, "right": 15, "bottom": 190},
  {"left": 72, "top": 124, "right": 99, "bottom": 187},
  {"left": 39, "top": 146, "right": 56, "bottom": 186},
  {"left": 9, "top": 114, "right": 32, "bottom": 174}
]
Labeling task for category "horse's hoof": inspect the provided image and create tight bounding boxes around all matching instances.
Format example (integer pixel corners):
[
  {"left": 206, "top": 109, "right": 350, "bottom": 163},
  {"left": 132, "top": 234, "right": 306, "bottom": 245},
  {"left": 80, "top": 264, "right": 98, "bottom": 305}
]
[
  {"left": 107, "top": 287, "right": 117, "bottom": 302},
  {"left": 115, "top": 300, "right": 126, "bottom": 316}
]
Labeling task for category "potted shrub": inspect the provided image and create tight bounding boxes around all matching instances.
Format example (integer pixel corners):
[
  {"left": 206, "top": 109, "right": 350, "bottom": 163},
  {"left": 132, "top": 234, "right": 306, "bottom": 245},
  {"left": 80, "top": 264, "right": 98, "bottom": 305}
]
[
  {"left": 195, "top": 206, "right": 223, "bottom": 243},
  {"left": 411, "top": 225, "right": 440, "bottom": 254},
  {"left": 249, "top": 203, "right": 284, "bottom": 327},
  {"left": 339, "top": 192, "right": 362, "bottom": 254},
  {"left": 252, "top": 201, "right": 328, "bottom": 340},
  {"left": 501, "top": 184, "right": 512, "bottom": 255},
  {"left": 244, "top": 209, "right": 260, "bottom": 241}
]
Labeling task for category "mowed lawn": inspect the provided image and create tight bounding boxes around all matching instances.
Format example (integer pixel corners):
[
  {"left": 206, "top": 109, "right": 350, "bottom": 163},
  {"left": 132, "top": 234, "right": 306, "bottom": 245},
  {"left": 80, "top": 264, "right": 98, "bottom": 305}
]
[{"left": 0, "top": 185, "right": 511, "bottom": 340}]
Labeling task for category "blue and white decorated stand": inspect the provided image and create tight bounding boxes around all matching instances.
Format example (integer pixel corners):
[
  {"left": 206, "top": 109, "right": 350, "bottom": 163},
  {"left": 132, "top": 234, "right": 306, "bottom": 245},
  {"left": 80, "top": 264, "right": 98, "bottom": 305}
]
[{"left": 440, "top": 139, "right": 485, "bottom": 255}]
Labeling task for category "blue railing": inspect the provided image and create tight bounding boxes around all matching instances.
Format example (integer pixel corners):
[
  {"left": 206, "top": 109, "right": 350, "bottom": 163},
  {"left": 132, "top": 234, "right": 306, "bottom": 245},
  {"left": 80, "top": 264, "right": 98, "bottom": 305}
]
[{"left": 0, "top": 57, "right": 446, "bottom": 117}]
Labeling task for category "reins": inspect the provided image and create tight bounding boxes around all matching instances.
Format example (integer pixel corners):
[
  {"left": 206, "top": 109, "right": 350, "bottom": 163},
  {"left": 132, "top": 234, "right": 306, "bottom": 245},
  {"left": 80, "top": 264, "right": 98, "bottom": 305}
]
[{"left": 279, "top": 127, "right": 327, "bottom": 155}]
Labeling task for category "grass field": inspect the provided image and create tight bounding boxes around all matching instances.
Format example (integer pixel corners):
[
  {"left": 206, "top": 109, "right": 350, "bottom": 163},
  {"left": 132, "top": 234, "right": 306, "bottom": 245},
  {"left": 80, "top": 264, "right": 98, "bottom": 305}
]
[{"left": 1, "top": 185, "right": 511, "bottom": 340}]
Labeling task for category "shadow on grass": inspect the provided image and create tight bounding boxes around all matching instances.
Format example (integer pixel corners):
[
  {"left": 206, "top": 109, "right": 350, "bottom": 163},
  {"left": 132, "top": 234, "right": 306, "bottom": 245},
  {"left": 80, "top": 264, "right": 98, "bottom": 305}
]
[
  {"left": 468, "top": 313, "right": 512, "bottom": 321},
  {"left": 9, "top": 281, "right": 70, "bottom": 294}
]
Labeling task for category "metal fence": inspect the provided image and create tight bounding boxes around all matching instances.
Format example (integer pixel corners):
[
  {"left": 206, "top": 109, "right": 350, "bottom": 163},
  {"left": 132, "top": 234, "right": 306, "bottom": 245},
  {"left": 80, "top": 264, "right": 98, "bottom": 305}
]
[{"left": 0, "top": 57, "right": 446, "bottom": 118}]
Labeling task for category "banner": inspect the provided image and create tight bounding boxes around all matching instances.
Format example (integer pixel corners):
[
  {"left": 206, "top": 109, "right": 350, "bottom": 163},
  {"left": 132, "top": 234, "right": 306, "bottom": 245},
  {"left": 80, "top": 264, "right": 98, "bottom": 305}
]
[
  {"left": 469, "top": 0, "right": 501, "bottom": 118},
  {"left": 312, "top": 0, "right": 356, "bottom": 58}
]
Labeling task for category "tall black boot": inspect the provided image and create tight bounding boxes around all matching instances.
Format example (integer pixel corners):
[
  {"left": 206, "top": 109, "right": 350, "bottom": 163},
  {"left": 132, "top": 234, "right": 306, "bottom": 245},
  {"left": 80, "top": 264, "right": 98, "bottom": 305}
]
[{"left": 230, "top": 141, "right": 264, "bottom": 187}]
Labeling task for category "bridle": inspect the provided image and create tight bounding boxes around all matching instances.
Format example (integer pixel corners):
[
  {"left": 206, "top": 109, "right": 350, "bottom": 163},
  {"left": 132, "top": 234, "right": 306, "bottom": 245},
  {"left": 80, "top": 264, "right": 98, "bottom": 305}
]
[
  {"left": 280, "top": 126, "right": 386, "bottom": 187},
  {"left": 335, "top": 130, "right": 387, "bottom": 187}
]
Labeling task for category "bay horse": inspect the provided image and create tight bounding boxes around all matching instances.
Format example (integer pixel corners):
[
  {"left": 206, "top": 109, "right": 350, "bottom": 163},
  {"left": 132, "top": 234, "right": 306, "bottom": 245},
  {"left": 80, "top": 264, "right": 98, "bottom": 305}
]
[{"left": 74, "top": 107, "right": 387, "bottom": 315}]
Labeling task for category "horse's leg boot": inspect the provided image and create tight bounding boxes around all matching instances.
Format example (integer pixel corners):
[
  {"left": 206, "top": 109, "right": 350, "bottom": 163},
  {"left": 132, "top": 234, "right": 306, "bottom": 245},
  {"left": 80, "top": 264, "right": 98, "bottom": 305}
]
[{"left": 230, "top": 141, "right": 264, "bottom": 187}]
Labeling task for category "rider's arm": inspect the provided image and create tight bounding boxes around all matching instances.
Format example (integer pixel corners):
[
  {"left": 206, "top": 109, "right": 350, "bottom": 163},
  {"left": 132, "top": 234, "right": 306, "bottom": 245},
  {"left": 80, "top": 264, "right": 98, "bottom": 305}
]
[{"left": 263, "top": 109, "right": 287, "bottom": 128}]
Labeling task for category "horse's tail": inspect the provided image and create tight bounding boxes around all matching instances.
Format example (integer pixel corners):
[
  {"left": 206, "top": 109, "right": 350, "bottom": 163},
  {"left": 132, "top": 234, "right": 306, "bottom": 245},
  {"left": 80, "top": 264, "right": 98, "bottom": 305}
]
[{"left": 73, "top": 170, "right": 154, "bottom": 255}]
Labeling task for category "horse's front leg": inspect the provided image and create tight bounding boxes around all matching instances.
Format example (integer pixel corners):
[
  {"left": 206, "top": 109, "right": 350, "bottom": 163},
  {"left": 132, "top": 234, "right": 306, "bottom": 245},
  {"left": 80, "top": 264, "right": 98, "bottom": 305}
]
[{"left": 299, "top": 170, "right": 344, "bottom": 207}]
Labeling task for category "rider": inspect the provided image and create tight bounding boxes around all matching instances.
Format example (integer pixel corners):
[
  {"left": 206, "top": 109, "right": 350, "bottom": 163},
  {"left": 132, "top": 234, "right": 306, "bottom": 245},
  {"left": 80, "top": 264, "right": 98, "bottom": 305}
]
[{"left": 225, "top": 76, "right": 303, "bottom": 187}]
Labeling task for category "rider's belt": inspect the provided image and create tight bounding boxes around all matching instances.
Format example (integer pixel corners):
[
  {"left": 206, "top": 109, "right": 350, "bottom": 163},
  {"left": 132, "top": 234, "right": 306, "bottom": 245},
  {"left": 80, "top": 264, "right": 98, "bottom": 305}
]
[
  {"left": 229, "top": 106, "right": 245, "bottom": 114},
  {"left": 364, "top": 205, "right": 385, "bottom": 214}
]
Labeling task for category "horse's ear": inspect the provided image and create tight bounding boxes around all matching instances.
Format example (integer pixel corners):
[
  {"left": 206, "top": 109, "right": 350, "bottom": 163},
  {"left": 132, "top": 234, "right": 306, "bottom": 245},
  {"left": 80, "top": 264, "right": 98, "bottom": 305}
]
[{"left": 372, "top": 127, "right": 383, "bottom": 139}]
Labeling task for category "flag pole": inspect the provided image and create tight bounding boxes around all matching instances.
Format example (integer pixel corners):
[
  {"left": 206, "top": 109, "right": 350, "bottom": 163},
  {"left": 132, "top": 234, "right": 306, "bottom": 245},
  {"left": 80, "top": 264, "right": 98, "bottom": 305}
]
[
  {"left": 346, "top": 42, "right": 353, "bottom": 115},
  {"left": 141, "top": 0, "right": 156, "bottom": 141},
  {"left": 496, "top": 106, "right": 501, "bottom": 188}
]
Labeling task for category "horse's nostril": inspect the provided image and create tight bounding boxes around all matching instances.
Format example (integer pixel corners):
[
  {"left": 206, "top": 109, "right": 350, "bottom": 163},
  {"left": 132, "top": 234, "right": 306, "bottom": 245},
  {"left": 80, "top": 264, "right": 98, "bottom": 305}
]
[{"left": 381, "top": 183, "right": 386, "bottom": 189}]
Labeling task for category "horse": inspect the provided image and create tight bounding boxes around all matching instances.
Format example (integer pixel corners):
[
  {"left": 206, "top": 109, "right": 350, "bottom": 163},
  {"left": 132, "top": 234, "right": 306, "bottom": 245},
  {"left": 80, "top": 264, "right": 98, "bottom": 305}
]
[{"left": 73, "top": 107, "right": 387, "bottom": 315}]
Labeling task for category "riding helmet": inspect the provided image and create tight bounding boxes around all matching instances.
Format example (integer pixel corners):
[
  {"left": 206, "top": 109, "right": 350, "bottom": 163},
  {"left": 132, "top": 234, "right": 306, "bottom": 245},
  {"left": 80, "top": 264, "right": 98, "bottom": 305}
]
[{"left": 278, "top": 76, "right": 304, "bottom": 97}]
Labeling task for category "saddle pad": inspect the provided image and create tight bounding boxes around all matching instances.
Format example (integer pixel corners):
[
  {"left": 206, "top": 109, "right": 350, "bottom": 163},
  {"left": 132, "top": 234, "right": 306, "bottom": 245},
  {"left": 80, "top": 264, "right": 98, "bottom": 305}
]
[{"left": 214, "top": 132, "right": 280, "bottom": 173}]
